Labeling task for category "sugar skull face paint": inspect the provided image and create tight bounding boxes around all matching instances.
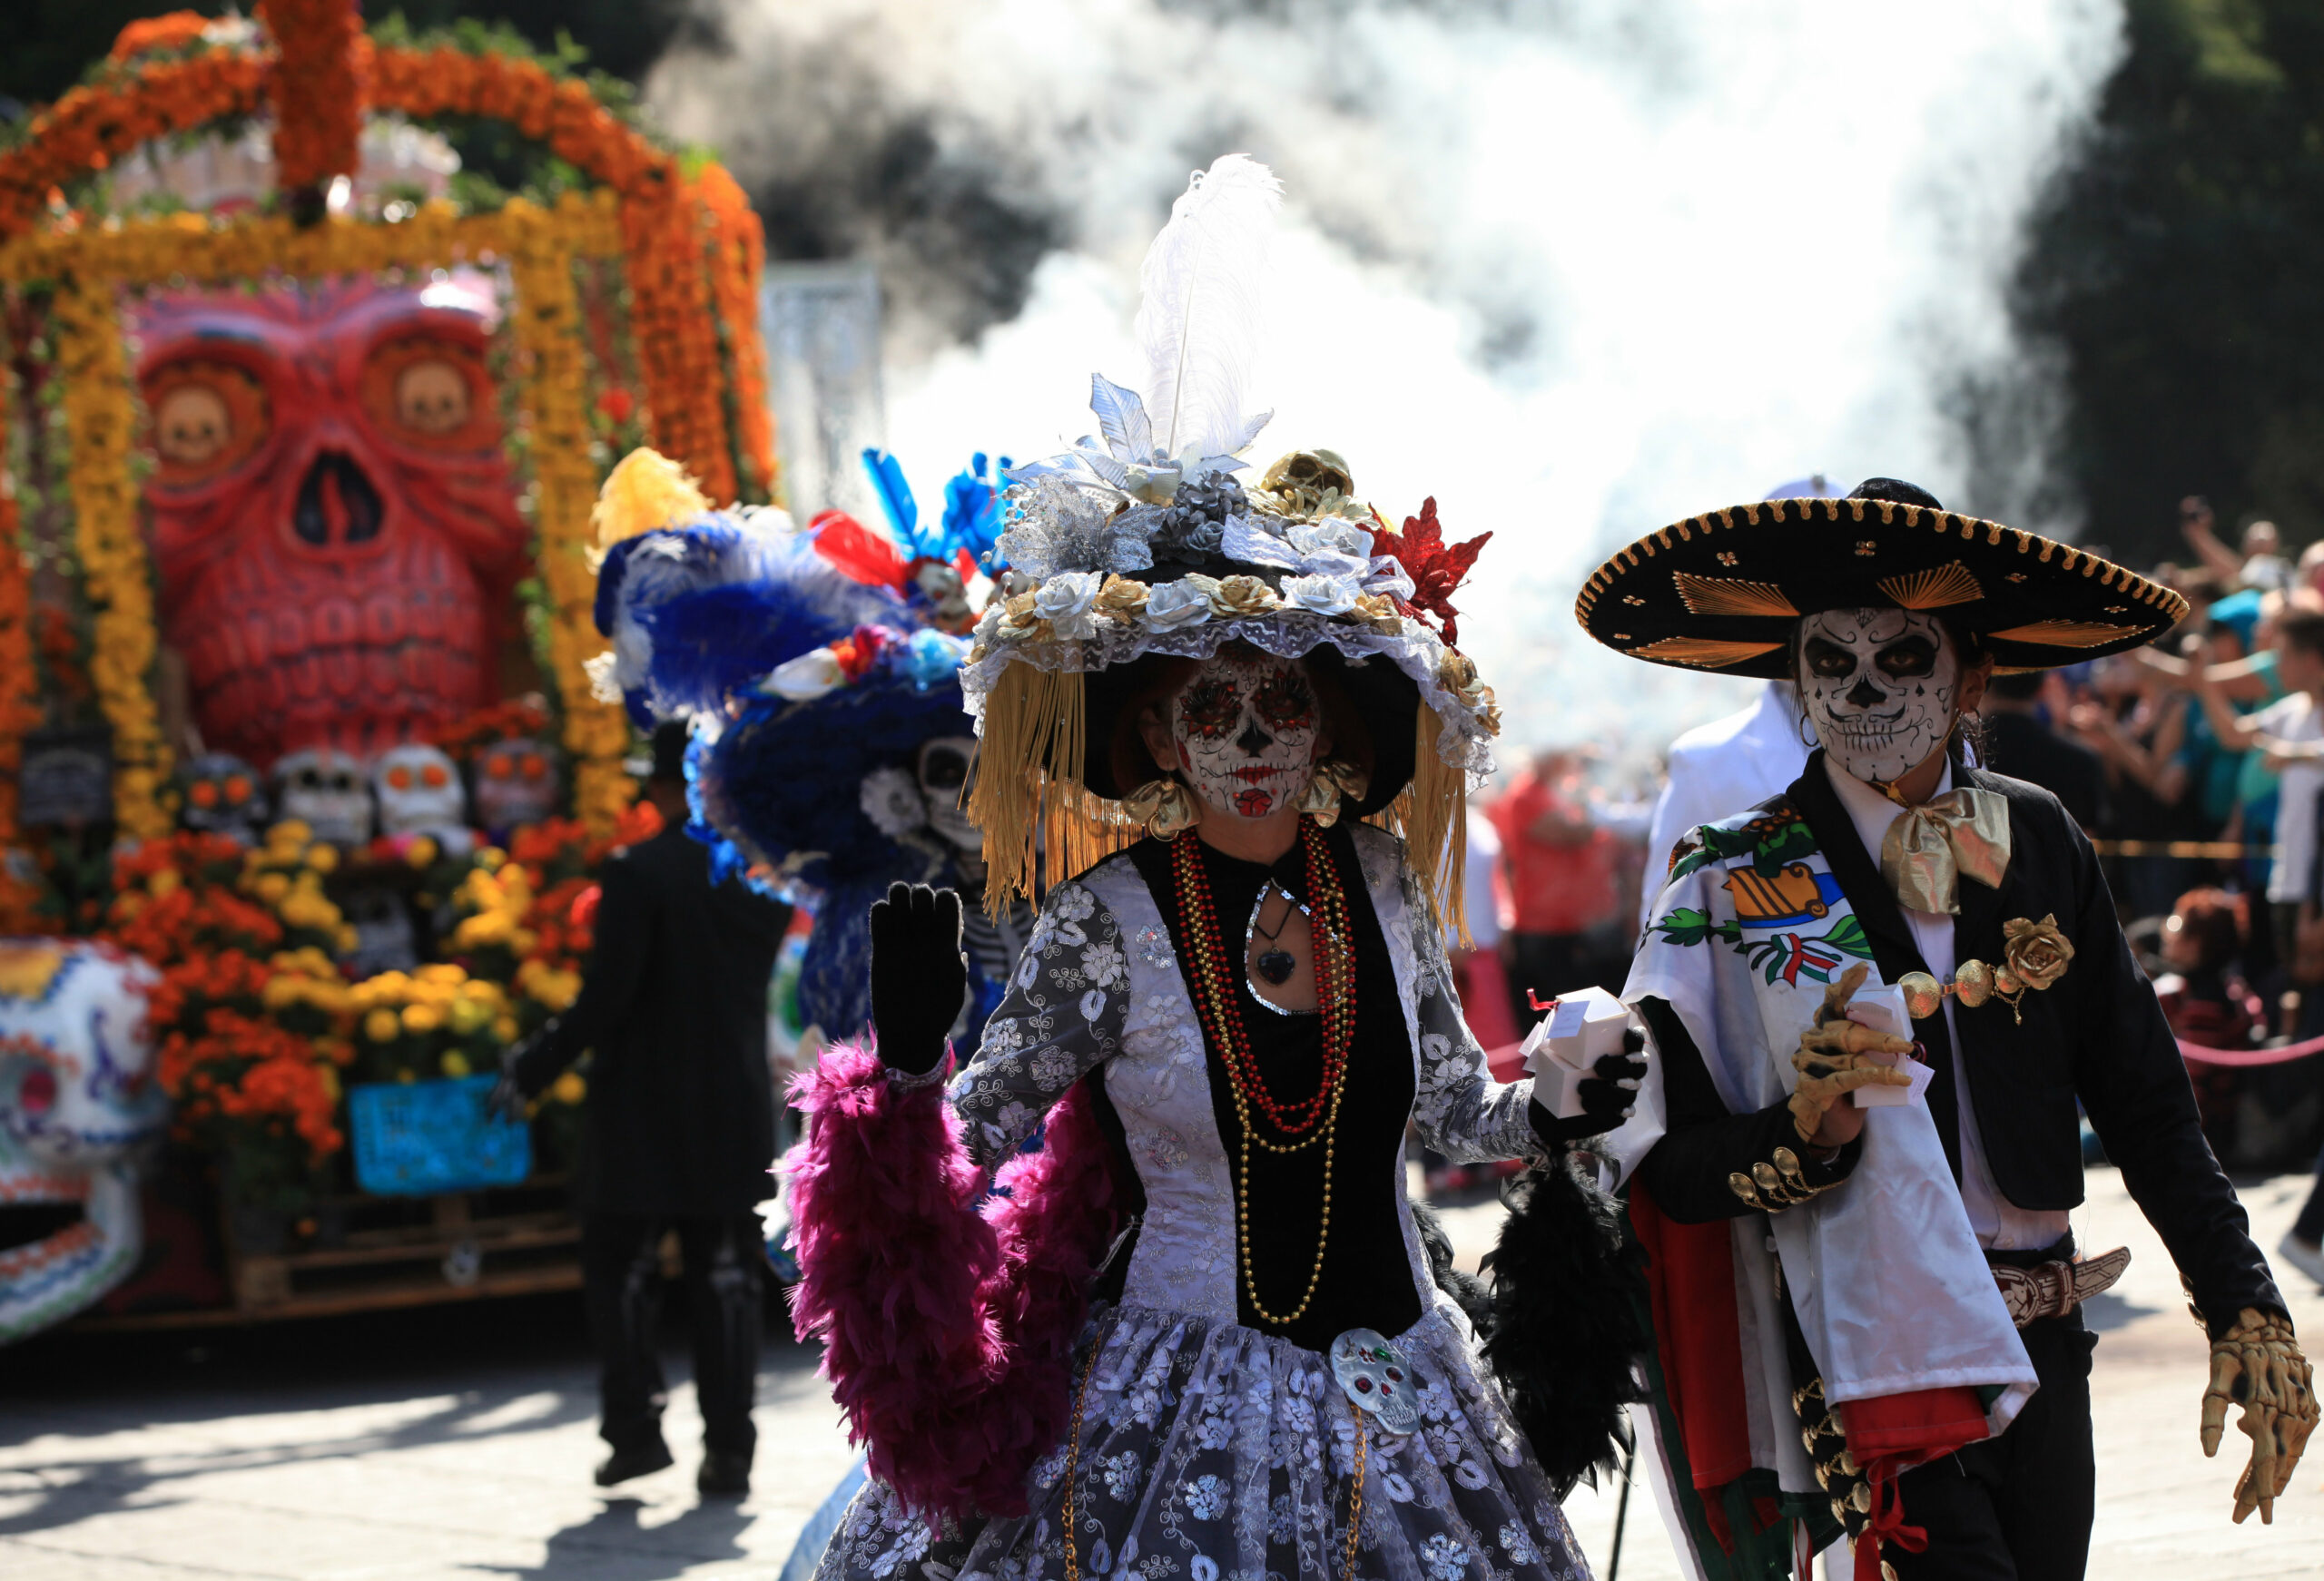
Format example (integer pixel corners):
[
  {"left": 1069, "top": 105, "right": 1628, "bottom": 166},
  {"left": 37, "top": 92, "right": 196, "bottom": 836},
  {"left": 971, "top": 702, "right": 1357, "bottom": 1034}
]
[
  {"left": 1170, "top": 652, "right": 1324, "bottom": 820},
  {"left": 1797, "top": 608, "right": 1960, "bottom": 786},
  {"left": 917, "top": 735, "right": 981, "bottom": 853}
]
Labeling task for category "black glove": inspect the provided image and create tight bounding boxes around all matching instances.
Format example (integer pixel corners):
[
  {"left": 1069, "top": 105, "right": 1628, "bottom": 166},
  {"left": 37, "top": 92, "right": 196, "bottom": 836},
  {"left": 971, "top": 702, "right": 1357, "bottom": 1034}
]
[
  {"left": 1531, "top": 1027, "right": 1648, "bottom": 1147},
  {"left": 870, "top": 882, "right": 969, "bottom": 1076}
]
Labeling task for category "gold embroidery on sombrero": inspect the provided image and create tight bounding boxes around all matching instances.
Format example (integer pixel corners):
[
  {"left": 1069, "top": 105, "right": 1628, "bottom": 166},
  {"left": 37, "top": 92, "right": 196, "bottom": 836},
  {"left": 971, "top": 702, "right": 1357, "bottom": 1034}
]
[
  {"left": 1628, "top": 637, "right": 1785, "bottom": 668},
  {"left": 1671, "top": 571, "right": 1800, "bottom": 619},
  {"left": 1986, "top": 620, "right": 2142, "bottom": 648},
  {"left": 1876, "top": 562, "right": 1983, "bottom": 612}
]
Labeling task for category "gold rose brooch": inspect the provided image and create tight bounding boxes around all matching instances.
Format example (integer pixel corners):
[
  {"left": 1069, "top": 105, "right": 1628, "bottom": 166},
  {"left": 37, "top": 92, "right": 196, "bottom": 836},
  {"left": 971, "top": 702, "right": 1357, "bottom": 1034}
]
[{"left": 1898, "top": 915, "right": 2074, "bottom": 1026}]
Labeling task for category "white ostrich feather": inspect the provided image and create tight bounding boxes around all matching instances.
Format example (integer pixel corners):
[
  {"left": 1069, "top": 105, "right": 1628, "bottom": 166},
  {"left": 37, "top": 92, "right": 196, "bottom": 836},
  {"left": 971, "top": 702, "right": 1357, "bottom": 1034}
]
[{"left": 1134, "top": 153, "right": 1283, "bottom": 466}]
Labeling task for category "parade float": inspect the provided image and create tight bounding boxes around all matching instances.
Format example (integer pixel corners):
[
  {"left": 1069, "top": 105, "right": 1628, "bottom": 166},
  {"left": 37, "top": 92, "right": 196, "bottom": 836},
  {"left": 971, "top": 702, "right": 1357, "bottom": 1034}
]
[{"left": 0, "top": 5, "right": 779, "bottom": 1337}]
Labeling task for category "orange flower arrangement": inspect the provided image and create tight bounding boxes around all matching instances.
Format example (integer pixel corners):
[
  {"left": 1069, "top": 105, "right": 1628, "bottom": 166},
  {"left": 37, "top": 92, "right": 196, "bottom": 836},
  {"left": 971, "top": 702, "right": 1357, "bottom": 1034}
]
[
  {"left": 698, "top": 163, "right": 777, "bottom": 503},
  {"left": 0, "top": 21, "right": 781, "bottom": 840},
  {"left": 0, "top": 52, "right": 269, "bottom": 240},
  {"left": 258, "top": 0, "right": 369, "bottom": 190},
  {"left": 166, "top": 1009, "right": 346, "bottom": 1176},
  {"left": 110, "top": 12, "right": 214, "bottom": 62},
  {"left": 430, "top": 698, "right": 552, "bottom": 761}
]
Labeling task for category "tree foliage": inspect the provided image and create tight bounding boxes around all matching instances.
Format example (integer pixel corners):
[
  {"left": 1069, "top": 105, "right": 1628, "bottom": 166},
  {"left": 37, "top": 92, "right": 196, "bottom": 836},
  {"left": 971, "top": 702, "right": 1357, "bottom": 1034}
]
[
  {"left": 0, "top": 2, "right": 684, "bottom": 113},
  {"left": 2018, "top": 0, "right": 2324, "bottom": 557}
]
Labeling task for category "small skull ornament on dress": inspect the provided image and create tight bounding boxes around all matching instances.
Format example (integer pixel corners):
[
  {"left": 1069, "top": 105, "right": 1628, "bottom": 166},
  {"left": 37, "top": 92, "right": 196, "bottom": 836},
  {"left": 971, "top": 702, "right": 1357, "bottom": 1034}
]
[
  {"left": 1797, "top": 608, "right": 1960, "bottom": 786},
  {"left": 1170, "top": 653, "right": 1323, "bottom": 820}
]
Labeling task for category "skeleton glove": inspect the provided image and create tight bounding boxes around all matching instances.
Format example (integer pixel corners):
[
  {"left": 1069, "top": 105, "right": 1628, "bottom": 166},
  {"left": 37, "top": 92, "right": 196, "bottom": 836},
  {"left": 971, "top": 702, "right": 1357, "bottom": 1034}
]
[
  {"left": 2201, "top": 1307, "right": 2319, "bottom": 1524},
  {"left": 1787, "top": 963, "right": 1915, "bottom": 1144}
]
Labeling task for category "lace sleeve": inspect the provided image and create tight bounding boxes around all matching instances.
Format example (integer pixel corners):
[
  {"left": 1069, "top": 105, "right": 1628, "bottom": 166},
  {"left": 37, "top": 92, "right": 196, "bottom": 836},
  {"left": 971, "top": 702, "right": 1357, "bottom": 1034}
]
[
  {"left": 1407, "top": 886, "right": 1541, "bottom": 1165},
  {"left": 945, "top": 877, "right": 1128, "bottom": 1167}
]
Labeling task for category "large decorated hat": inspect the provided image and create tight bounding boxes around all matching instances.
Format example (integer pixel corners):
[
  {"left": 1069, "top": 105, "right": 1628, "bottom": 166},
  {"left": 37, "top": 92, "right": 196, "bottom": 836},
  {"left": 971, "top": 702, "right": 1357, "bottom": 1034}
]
[
  {"left": 585, "top": 447, "right": 985, "bottom": 899},
  {"left": 1574, "top": 477, "right": 2190, "bottom": 678},
  {"left": 962, "top": 155, "right": 1500, "bottom": 917}
]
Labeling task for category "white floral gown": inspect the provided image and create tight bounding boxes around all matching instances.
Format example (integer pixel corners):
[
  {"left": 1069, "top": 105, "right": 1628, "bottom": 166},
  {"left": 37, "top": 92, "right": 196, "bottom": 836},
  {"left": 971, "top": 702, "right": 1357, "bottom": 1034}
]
[{"left": 817, "top": 825, "right": 1590, "bottom": 1581}]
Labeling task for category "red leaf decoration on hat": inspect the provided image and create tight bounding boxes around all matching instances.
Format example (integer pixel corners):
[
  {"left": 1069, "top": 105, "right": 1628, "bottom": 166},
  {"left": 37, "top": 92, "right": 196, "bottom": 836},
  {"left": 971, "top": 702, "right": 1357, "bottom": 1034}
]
[{"left": 1373, "top": 497, "right": 1491, "bottom": 647}]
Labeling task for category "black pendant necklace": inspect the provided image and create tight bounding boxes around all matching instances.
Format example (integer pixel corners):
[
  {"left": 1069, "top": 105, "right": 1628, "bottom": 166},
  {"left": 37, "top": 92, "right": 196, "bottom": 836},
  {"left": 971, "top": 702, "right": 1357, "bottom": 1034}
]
[{"left": 1250, "top": 884, "right": 1298, "bottom": 986}]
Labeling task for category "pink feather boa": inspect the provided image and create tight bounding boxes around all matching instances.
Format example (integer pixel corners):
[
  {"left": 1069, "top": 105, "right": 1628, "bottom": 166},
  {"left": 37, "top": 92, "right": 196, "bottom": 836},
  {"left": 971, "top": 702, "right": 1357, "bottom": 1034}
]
[{"left": 787, "top": 1038, "right": 1122, "bottom": 1519}]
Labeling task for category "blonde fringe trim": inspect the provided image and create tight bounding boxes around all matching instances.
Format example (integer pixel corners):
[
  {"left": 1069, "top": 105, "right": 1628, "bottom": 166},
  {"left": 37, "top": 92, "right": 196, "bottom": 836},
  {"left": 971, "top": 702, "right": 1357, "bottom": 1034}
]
[
  {"left": 966, "top": 665, "right": 1141, "bottom": 918},
  {"left": 1363, "top": 703, "right": 1470, "bottom": 945},
  {"left": 971, "top": 666, "right": 1471, "bottom": 935}
]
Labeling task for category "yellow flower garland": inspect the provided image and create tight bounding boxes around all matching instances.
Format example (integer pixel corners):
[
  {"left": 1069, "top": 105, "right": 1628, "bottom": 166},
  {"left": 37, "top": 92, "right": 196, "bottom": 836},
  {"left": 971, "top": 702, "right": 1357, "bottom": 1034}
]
[
  {"left": 504, "top": 199, "right": 637, "bottom": 831},
  {"left": 1, "top": 192, "right": 637, "bottom": 835},
  {"left": 53, "top": 275, "right": 172, "bottom": 840}
]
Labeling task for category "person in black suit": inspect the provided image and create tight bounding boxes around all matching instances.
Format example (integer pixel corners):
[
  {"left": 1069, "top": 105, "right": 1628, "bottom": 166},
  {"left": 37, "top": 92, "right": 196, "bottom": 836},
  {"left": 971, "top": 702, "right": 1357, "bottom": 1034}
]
[
  {"left": 1575, "top": 477, "right": 2316, "bottom": 1579},
  {"left": 1980, "top": 670, "right": 2108, "bottom": 830},
  {"left": 497, "top": 722, "right": 792, "bottom": 1496}
]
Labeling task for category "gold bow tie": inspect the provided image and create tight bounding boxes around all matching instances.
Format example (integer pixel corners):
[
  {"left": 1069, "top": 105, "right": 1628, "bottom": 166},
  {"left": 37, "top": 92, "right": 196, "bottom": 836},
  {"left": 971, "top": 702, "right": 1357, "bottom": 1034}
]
[{"left": 1879, "top": 786, "right": 2011, "bottom": 914}]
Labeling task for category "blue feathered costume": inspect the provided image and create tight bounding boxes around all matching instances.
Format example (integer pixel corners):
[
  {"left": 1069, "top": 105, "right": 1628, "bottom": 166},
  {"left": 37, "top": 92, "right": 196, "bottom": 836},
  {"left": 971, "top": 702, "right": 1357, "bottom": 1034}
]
[{"left": 591, "top": 448, "right": 1027, "bottom": 1049}]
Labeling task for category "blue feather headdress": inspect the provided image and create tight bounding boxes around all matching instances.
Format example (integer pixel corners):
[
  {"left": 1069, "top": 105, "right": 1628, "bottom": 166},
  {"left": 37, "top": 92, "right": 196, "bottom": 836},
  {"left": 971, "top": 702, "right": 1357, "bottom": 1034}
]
[
  {"left": 585, "top": 446, "right": 991, "bottom": 905},
  {"left": 591, "top": 509, "right": 897, "bottom": 728},
  {"left": 688, "top": 625, "right": 976, "bottom": 899}
]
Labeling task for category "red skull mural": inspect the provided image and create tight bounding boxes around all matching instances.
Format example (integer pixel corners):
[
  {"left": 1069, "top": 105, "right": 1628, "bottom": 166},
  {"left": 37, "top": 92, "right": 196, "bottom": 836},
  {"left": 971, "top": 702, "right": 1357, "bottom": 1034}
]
[{"left": 133, "top": 274, "right": 532, "bottom": 766}]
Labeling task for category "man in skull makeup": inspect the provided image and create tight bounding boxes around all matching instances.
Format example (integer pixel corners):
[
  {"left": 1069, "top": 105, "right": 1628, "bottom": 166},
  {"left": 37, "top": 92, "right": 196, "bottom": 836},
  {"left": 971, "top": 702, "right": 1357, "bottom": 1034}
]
[{"left": 1578, "top": 477, "right": 2317, "bottom": 1579}]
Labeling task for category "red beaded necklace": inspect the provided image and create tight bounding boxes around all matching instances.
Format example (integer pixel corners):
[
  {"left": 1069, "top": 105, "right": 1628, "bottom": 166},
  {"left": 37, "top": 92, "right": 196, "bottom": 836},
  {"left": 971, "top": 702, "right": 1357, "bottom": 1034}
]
[
  {"left": 1167, "top": 815, "right": 1361, "bottom": 1325},
  {"left": 1168, "top": 816, "right": 1359, "bottom": 1137}
]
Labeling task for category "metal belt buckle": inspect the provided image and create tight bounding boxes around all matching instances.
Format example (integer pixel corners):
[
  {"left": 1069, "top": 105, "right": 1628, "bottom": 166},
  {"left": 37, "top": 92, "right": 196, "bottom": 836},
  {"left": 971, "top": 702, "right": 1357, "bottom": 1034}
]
[
  {"left": 1329, "top": 1328, "right": 1421, "bottom": 1435},
  {"left": 1992, "top": 1245, "right": 2131, "bottom": 1328}
]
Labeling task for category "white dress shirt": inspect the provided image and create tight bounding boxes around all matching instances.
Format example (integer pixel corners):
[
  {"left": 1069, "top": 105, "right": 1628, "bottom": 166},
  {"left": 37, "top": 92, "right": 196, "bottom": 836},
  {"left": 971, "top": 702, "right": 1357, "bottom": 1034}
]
[{"left": 1824, "top": 757, "right": 2071, "bottom": 1253}]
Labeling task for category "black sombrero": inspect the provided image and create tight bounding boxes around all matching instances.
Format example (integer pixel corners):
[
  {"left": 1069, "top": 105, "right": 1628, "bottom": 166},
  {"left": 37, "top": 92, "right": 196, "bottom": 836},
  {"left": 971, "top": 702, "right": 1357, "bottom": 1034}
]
[{"left": 1574, "top": 478, "right": 2191, "bottom": 679}]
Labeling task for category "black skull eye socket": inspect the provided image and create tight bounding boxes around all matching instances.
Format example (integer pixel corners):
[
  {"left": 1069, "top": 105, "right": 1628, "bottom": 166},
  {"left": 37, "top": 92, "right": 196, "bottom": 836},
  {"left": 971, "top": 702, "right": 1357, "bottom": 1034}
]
[
  {"left": 1802, "top": 636, "right": 1859, "bottom": 679},
  {"left": 920, "top": 745, "right": 970, "bottom": 791},
  {"left": 1252, "top": 673, "right": 1316, "bottom": 732},
  {"left": 1875, "top": 637, "right": 1938, "bottom": 679},
  {"left": 1178, "top": 677, "right": 1243, "bottom": 739}
]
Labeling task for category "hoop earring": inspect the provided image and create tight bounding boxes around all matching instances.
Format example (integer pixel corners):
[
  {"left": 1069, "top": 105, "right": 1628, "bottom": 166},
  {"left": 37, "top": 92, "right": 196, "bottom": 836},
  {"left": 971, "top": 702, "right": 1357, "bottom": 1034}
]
[
  {"left": 1125, "top": 777, "right": 1200, "bottom": 840},
  {"left": 1296, "top": 759, "right": 1371, "bottom": 829}
]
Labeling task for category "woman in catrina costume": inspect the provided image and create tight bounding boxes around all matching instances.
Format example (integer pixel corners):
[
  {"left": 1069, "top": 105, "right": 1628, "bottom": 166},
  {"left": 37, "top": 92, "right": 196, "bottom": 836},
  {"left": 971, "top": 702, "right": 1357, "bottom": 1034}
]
[
  {"left": 773, "top": 157, "right": 1646, "bottom": 1581},
  {"left": 1577, "top": 478, "right": 2318, "bottom": 1580}
]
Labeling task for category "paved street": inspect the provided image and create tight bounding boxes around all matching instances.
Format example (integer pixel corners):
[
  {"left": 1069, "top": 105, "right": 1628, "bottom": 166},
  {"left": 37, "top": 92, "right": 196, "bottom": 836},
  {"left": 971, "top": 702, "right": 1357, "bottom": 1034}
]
[{"left": 3, "top": 1164, "right": 2319, "bottom": 1579}]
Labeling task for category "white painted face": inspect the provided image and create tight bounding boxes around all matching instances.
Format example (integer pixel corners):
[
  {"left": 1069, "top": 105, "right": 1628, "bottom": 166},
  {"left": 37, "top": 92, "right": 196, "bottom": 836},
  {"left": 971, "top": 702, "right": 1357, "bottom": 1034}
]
[
  {"left": 1797, "top": 608, "right": 1960, "bottom": 786},
  {"left": 917, "top": 736, "right": 981, "bottom": 853},
  {"left": 1169, "top": 652, "right": 1323, "bottom": 821}
]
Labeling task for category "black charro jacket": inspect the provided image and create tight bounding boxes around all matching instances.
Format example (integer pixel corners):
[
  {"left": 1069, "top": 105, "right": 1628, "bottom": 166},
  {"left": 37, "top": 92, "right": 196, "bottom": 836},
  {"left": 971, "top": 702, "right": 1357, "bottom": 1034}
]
[{"left": 1636, "top": 747, "right": 2284, "bottom": 1339}]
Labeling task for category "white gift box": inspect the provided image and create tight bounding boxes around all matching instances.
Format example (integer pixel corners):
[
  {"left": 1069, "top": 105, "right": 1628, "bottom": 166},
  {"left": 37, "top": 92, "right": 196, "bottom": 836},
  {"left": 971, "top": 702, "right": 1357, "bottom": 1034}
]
[
  {"left": 1842, "top": 984, "right": 1934, "bottom": 1108},
  {"left": 1520, "top": 983, "right": 1640, "bottom": 1119}
]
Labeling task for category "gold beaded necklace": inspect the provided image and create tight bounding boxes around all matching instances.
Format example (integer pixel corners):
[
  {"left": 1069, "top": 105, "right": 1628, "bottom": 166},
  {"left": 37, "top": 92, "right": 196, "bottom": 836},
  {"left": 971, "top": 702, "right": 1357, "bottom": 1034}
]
[{"left": 1167, "top": 816, "right": 1360, "bottom": 1326}]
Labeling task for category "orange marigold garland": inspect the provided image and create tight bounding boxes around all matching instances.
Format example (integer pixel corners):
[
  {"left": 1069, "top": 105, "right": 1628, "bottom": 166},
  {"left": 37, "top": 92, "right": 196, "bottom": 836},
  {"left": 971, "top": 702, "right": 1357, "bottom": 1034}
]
[
  {"left": 623, "top": 182, "right": 738, "bottom": 508},
  {"left": 258, "top": 0, "right": 369, "bottom": 191},
  {"left": 0, "top": 53, "right": 270, "bottom": 241},
  {"left": 698, "top": 164, "right": 777, "bottom": 503},
  {"left": 111, "top": 12, "right": 216, "bottom": 62}
]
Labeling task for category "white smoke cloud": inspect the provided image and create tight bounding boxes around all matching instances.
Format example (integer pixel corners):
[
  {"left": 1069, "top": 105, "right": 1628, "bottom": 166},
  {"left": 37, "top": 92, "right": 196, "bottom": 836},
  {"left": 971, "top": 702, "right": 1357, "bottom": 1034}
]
[{"left": 651, "top": 0, "right": 2123, "bottom": 771}]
